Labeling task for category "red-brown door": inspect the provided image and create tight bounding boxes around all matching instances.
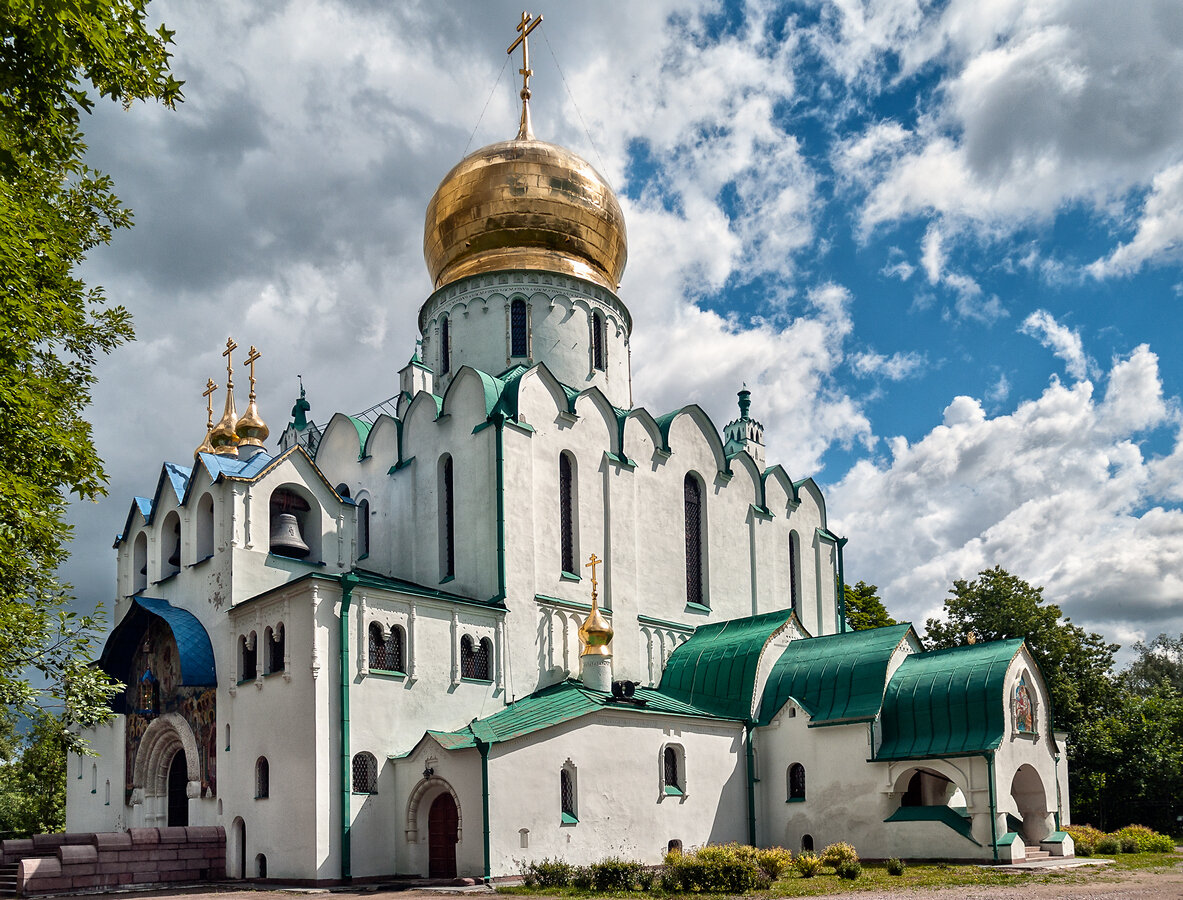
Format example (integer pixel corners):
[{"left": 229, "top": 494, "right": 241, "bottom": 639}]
[{"left": 428, "top": 793, "right": 458, "bottom": 878}]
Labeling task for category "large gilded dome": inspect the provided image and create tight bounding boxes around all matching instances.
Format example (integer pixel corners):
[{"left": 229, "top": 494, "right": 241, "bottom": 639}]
[{"left": 423, "top": 137, "right": 628, "bottom": 293}]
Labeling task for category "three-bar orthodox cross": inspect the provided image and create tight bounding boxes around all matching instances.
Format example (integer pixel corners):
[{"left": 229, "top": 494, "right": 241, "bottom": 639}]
[
  {"left": 243, "top": 345, "right": 262, "bottom": 401},
  {"left": 508, "top": 10, "right": 542, "bottom": 139},
  {"left": 222, "top": 337, "right": 238, "bottom": 388},
  {"left": 585, "top": 552, "right": 601, "bottom": 602},
  {"left": 202, "top": 378, "right": 219, "bottom": 432}
]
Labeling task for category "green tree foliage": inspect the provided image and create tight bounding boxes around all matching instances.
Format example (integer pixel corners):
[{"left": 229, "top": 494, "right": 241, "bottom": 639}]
[
  {"left": 0, "top": 711, "right": 68, "bottom": 837},
  {"left": 1120, "top": 633, "right": 1183, "bottom": 696},
  {"left": 0, "top": 2, "right": 182, "bottom": 747},
  {"left": 843, "top": 581, "right": 897, "bottom": 630}
]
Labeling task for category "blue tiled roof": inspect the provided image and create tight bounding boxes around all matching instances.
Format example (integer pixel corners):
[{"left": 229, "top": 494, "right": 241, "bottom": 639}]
[
  {"left": 197, "top": 450, "right": 274, "bottom": 481},
  {"left": 99, "top": 597, "right": 217, "bottom": 687},
  {"left": 161, "top": 462, "right": 191, "bottom": 504},
  {"left": 134, "top": 497, "right": 153, "bottom": 517}
]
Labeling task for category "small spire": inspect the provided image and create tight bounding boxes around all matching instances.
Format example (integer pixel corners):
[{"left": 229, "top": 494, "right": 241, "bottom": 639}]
[
  {"left": 195, "top": 378, "right": 219, "bottom": 456},
  {"left": 235, "top": 345, "right": 270, "bottom": 451},
  {"left": 738, "top": 387, "right": 752, "bottom": 421},
  {"left": 411, "top": 339, "right": 423, "bottom": 364},
  {"left": 291, "top": 375, "right": 311, "bottom": 430},
  {"left": 210, "top": 337, "right": 240, "bottom": 456},
  {"left": 507, "top": 10, "right": 543, "bottom": 140}
]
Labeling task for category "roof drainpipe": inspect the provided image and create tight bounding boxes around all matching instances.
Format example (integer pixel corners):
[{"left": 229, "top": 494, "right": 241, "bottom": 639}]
[
  {"left": 477, "top": 739, "right": 492, "bottom": 883},
  {"left": 493, "top": 415, "right": 506, "bottom": 605},
  {"left": 987, "top": 750, "right": 999, "bottom": 863},
  {"left": 744, "top": 721, "right": 757, "bottom": 846},
  {"left": 339, "top": 572, "right": 360, "bottom": 881},
  {"left": 836, "top": 536, "right": 848, "bottom": 633}
]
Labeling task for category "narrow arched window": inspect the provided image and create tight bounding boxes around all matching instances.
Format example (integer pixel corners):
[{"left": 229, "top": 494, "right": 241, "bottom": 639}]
[
  {"left": 663, "top": 745, "right": 684, "bottom": 795},
  {"left": 196, "top": 493, "right": 214, "bottom": 560},
  {"left": 788, "top": 530, "right": 800, "bottom": 609},
  {"left": 461, "top": 635, "right": 476, "bottom": 678},
  {"left": 440, "top": 456, "right": 455, "bottom": 579},
  {"left": 270, "top": 624, "right": 285, "bottom": 674},
  {"left": 262, "top": 627, "right": 274, "bottom": 674},
  {"left": 358, "top": 498, "right": 370, "bottom": 558},
  {"left": 388, "top": 626, "right": 405, "bottom": 673},
  {"left": 133, "top": 532, "right": 148, "bottom": 593},
  {"left": 255, "top": 757, "right": 269, "bottom": 799},
  {"left": 511, "top": 298, "right": 528, "bottom": 357},
  {"left": 369, "top": 622, "right": 388, "bottom": 670},
  {"left": 461, "top": 635, "right": 492, "bottom": 681},
  {"left": 560, "top": 766, "right": 577, "bottom": 823},
  {"left": 440, "top": 316, "right": 451, "bottom": 375},
  {"left": 684, "top": 474, "right": 704, "bottom": 607},
  {"left": 788, "top": 763, "right": 806, "bottom": 800},
  {"left": 591, "top": 311, "right": 606, "bottom": 371},
  {"left": 352, "top": 752, "right": 378, "bottom": 793},
  {"left": 559, "top": 452, "right": 576, "bottom": 574},
  {"left": 241, "top": 633, "right": 258, "bottom": 681}
]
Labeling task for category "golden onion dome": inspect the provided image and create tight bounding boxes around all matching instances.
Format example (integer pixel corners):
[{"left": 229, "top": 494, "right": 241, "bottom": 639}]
[
  {"left": 578, "top": 597, "right": 614, "bottom": 657},
  {"left": 423, "top": 137, "right": 628, "bottom": 294}
]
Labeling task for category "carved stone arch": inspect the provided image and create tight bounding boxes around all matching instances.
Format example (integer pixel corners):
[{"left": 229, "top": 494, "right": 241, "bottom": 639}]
[
  {"left": 405, "top": 775, "right": 462, "bottom": 843},
  {"left": 132, "top": 712, "right": 201, "bottom": 802}
]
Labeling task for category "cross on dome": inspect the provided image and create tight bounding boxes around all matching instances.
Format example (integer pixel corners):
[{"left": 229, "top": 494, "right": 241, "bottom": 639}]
[{"left": 507, "top": 10, "right": 543, "bottom": 140}]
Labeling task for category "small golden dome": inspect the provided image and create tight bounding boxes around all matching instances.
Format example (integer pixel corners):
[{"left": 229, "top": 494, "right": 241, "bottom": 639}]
[
  {"left": 579, "top": 597, "right": 613, "bottom": 657},
  {"left": 423, "top": 138, "right": 628, "bottom": 293},
  {"left": 236, "top": 398, "right": 269, "bottom": 449},
  {"left": 210, "top": 386, "right": 239, "bottom": 456}
]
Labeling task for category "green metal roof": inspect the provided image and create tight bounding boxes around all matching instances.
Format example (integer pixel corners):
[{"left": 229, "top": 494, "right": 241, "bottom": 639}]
[
  {"left": 758, "top": 623, "right": 915, "bottom": 726},
  {"left": 427, "top": 680, "right": 737, "bottom": 751},
  {"left": 876, "top": 638, "right": 1024, "bottom": 760},
  {"left": 658, "top": 608, "right": 792, "bottom": 719}
]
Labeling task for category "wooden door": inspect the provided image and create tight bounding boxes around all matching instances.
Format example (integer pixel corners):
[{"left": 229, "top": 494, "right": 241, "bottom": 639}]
[{"left": 427, "top": 793, "right": 458, "bottom": 878}]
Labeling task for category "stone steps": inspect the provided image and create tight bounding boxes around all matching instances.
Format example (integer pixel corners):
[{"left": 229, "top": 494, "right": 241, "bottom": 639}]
[{"left": 0, "top": 862, "right": 19, "bottom": 897}]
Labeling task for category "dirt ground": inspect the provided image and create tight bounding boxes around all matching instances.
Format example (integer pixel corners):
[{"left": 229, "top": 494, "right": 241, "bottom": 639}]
[{"left": 85, "top": 865, "right": 1183, "bottom": 900}]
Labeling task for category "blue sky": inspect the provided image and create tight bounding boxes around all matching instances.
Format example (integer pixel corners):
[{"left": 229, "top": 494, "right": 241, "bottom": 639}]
[{"left": 66, "top": 0, "right": 1183, "bottom": 660}]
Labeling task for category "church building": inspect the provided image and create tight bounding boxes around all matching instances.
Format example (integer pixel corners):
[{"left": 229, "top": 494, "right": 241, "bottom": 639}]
[{"left": 66, "top": 15, "right": 1072, "bottom": 881}]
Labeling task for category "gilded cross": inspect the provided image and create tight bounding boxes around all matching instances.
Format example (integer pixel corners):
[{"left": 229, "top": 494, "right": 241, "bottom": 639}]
[
  {"left": 222, "top": 337, "right": 238, "bottom": 387},
  {"left": 585, "top": 552, "right": 601, "bottom": 593},
  {"left": 242, "top": 345, "right": 262, "bottom": 400},
  {"left": 202, "top": 378, "right": 219, "bottom": 430},
  {"left": 507, "top": 10, "right": 542, "bottom": 138}
]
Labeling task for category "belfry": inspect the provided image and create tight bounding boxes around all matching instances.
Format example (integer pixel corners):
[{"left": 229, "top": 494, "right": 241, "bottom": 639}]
[{"left": 64, "top": 12, "right": 1073, "bottom": 888}]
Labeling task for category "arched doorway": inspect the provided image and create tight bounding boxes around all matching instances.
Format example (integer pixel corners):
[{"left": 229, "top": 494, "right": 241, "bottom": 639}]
[
  {"left": 167, "top": 750, "right": 189, "bottom": 826},
  {"left": 428, "top": 793, "right": 458, "bottom": 878},
  {"left": 1010, "top": 764, "right": 1051, "bottom": 844},
  {"left": 230, "top": 818, "right": 246, "bottom": 879}
]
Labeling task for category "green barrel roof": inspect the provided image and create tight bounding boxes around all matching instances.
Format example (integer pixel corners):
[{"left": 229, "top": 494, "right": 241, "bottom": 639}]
[
  {"left": 658, "top": 608, "right": 792, "bottom": 719},
  {"left": 876, "top": 638, "right": 1024, "bottom": 760},
  {"left": 757, "top": 623, "right": 915, "bottom": 726}
]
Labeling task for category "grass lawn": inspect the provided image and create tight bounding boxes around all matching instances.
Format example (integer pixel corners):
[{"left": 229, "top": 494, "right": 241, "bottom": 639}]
[{"left": 498, "top": 852, "right": 1182, "bottom": 897}]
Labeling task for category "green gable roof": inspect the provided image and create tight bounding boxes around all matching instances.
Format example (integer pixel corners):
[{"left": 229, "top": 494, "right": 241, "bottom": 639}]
[
  {"left": 658, "top": 608, "right": 792, "bottom": 720},
  {"left": 427, "top": 679, "right": 738, "bottom": 751},
  {"left": 758, "top": 623, "right": 915, "bottom": 726},
  {"left": 876, "top": 638, "right": 1024, "bottom": 760}
]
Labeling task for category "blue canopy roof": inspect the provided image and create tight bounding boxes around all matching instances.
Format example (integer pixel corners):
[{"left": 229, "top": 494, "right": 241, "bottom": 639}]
[{"left": 99, "top": 596, "right": 217, "bottom": 687}]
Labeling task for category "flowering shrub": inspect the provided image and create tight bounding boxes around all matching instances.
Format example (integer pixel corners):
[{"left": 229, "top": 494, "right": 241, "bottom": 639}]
[
  {"left": 821, "top": 841, "right": 859, "bottom": 867},
  {"left": 793, "top": 852, "right": 823, "bottom": 878}
]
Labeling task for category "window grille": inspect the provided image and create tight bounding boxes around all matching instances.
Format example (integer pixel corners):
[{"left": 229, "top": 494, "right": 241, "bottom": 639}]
[
  {"left": 440, "top": 317, "right": 451, "bottom": 375},
  {"left": 560, "top": 768, "right": 576, "bottom": 820},
  {"left": 684, "top": 474, "right": 704, "bottom": 607},
  {"left": 369, "top": 622, "right": 387, "bottom": 670},
  {"left": 388, "top": 626, "right": 404, "bottom": 672},
  {"left": 255, "top": 757, "right": 269, "bottom": 798},
  {"left": 591, "top": 312, "right": 605, "bottom": 371},
  {"left": 461, "top": 635, "right": 492, "bottom": 680},
  {"left": 352, "top": 752, "right": 378, "bottom": 793},
  {"left": 789, "top": 531, "right": 800, "bottom": 609},
  {"left": 442, "top": 457, "right": 455, "bottom": 578},
  {"left": 511, "top": 299, "right": 528, "bottom": 357},
  {"left": 559, "top": 454, "right": 575, "bottom": 573},
  {"left": 788, "top": 763, "right": 806, "bottom": 800},
  {"left": 664, "top": 746, "right": 680, "bottom": 792}
]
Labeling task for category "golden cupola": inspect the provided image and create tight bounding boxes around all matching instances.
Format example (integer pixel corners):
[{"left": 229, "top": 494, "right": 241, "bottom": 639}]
[
  {"left": 422, "top": 13, "right": 626, "bottom": 294},
  {"left": 209, "top": 337, "right": 241, "bottom": 457},
  {"left": 235, "top": 345, "right": 270, "bottom": 452}
]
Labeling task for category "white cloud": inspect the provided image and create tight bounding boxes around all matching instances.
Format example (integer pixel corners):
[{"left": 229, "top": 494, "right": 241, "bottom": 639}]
[
  {"left": 851, "top": 350, "right": 926, "bottom": 381},
  {"left": 829, "top": 344, "right": 1183, "bottom": 643},
  {"left": 1089, "top": 162, "right": 1183, "bottom": 278},
  {"left": 1019, "top": 310, "right": 1091, "bottom": 381},
  {"left": 921, "top": 222, "right": 943, "bottom": 284}
]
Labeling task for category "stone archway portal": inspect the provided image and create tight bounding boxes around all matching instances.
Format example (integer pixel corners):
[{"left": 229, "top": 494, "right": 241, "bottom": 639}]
[{"left": 428, "top": 793, "right": 458, "bottom": 879}]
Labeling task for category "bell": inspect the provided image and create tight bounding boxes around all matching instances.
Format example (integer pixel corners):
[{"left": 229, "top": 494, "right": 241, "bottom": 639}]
[
  {"left": 269, "top": 512, "right": 310, "bottom": 559},
  {"left": 167, "top": 540, "right": 181, "bottom": 568}
]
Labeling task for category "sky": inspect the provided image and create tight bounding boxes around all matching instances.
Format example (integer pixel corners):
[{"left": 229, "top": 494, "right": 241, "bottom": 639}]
[{"left": 63, "top": 0, "right": 1183, "bottom": 664}]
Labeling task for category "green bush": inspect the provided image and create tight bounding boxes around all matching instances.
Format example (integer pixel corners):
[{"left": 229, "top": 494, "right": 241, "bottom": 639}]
[
  {"left": 1114, "top": 825, "right": 1175, "bottom": 853},
  {"left": 636, "top": 868, "right": 656, "bottom": 891},
  {"left": 664, "top": 844, "right": 767, "bottom": 893},
  {"left": 1095, "top": 835, "right": 1120, "bottom": 855},
  {"left": 835, "top": 859, "right": 862, "bottom": 880},
  {"left": 521, "top": 858, "right": 573, "bottom": 887},
  {"left": 821, "top": 841, "right": 859, "bottom": 867},
  {"left": 1065, "top": 824, "right": 1105, "bottom": 857},
  {"left": 755, "top": 846, "right": 793, "bottom": 879},
  {"left": 793, "top": 852, "right": 823, "bottom": 878},
  {"left": 571, "top": 866, "right": 593, "bottom": 889},
  {"left": 590, "top": 857, "right": 643, "bottom": 891},
  {"left": 885, "top": 857, "right": 905, "bottom": 876}
]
